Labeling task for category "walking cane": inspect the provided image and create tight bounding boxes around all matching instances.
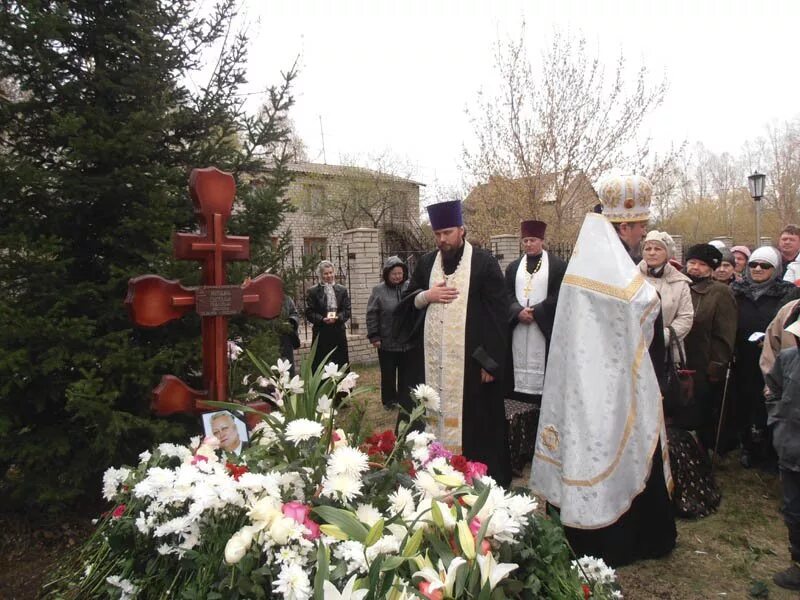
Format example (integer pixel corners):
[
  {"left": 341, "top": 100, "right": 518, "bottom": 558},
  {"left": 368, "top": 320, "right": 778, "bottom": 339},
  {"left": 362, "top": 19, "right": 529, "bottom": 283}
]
[{"left": 712, "top": 361, "right": 732, "bottom": 469}]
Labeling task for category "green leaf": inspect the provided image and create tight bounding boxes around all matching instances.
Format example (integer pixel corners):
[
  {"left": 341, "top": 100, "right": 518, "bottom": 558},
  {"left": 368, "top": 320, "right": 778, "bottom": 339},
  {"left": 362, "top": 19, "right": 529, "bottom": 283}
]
[
  {"left": 402, "top": 527, "right": 424, "bottom": 557},
  {"left": 380, "top": 556, "right": 407, "bottom": 572},
  {"left": 364, "top": 518, "right": 385, "bottom": 547},
  {"left": 466, "top": 485, "right": 491, "bottom": 521},
  {"left": 312, "top": 506, "right": 369, "bottom": 542},
  {"left": 313, "top": 542, "right": 330, "bottom": 600}
]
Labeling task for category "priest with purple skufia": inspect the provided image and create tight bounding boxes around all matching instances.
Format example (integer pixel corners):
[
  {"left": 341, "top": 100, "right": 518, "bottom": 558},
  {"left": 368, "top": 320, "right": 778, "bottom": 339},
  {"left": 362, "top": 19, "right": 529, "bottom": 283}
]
[{"left": 394, "top": 200, "right": 511, "bottom": 487}]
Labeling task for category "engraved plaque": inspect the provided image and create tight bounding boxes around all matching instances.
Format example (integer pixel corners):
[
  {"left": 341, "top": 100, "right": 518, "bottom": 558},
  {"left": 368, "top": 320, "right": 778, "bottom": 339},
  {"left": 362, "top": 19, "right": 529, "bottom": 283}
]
[{"left": 195, "top": 285, "right": 243, "bottom": 316}]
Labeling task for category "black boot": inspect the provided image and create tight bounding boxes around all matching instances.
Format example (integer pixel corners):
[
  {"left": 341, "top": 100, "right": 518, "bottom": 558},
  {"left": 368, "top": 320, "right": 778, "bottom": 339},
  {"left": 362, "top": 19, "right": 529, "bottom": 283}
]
[{"left": 774, "top": 564, "right": 800, "bottom": 591}]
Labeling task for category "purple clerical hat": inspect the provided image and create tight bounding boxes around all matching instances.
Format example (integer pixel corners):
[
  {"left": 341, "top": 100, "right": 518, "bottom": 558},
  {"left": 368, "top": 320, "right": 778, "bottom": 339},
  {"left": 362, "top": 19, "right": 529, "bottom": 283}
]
[
  {"left": 520, "top": 220, "right": 547, "bottom": 239},
  {"left": 426, "top": 200, "right": 463, "bottom": 231}
]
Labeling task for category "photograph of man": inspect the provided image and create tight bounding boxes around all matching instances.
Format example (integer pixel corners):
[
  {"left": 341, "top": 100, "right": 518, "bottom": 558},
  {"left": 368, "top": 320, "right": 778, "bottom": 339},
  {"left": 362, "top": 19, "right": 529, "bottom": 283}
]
[{"left": 204, "top": 410, "right": 248, "bottom": 455}]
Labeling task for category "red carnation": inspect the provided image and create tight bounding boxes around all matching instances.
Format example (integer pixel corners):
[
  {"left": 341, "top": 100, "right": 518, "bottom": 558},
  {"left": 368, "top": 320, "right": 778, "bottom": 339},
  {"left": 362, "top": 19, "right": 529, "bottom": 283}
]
[
  {"left": 112, "top": 504, "right": 126, "bottom": 519},
  {"left": 226, "top": 462, "right": 248, "bottom": 481},
  {"left": 582, "top": 583, "right": 591, "bottom": 599}
]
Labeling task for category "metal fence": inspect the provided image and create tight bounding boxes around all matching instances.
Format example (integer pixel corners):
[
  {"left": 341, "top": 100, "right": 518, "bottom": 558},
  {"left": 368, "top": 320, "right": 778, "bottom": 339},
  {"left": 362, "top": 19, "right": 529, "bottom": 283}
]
[{"left": 274, "top": 244, "right": 353, "bottom": 338}]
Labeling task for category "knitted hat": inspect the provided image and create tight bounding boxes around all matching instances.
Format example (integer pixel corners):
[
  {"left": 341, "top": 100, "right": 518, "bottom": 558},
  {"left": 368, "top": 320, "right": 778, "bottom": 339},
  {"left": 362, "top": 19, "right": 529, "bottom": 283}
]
[
  {"left": 749, "top": 246, "right": 781, "bottom": 269},
  {"left": 730, "top": 245, "right": 751, "bottom": 259},
  {"left": 685, "top": 244, "right": 723, "bottom": 269},
  {"left": 718, "top": 248, "right": 734, "bottom": 265},
  {"left": 643, "top": 230, "right": 676, "bottom": 258}
]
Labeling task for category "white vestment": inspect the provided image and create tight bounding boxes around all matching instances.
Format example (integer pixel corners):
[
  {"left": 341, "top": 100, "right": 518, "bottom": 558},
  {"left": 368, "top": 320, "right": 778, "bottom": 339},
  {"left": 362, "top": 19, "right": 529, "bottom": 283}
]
[
  {"left": 530, "top": 213, "right": 671, "bottom": 529},
  {"left": 423, "top": 241, "right": 473, "bottom": 454},
  {"left": 512, "top": 251, "right": 549, "bottom": 395}
]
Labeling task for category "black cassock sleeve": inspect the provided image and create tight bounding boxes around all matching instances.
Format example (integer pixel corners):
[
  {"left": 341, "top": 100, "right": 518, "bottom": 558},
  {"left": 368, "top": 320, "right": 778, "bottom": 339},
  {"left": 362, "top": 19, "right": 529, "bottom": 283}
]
[
  {"left": 392, "top": 253, "right": 434, "bottom": 348},
  {"left": 471, "top": 253, "right": 508, "bottom": 380}
]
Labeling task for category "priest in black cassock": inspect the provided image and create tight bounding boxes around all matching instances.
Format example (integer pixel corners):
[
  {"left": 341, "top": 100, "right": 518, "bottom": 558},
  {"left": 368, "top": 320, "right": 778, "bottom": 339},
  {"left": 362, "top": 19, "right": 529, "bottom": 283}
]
[
  {"left": 394, "top": 200, "right": 511, "bottom": 487},
  {"left": 504, "top": 219, "right": 567, "bottom": 404}
]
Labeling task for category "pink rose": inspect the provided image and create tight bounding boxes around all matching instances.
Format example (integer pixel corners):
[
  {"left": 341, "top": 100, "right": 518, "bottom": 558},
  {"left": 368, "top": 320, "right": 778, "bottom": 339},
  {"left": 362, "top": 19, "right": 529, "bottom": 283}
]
[
  {"left": 303, "top": 520, "right": 321, "bottom": 541},
  {"left": 465, "top": 460, "right": 488, "bottom": 482},
  {"left": 282, "top": 501, "right": 311, "bottom": 524}
]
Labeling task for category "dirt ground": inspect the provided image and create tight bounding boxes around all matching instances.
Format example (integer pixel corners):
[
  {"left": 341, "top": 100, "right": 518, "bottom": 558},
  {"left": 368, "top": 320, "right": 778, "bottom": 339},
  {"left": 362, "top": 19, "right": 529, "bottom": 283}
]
[{"left": 3, "top": 363, "right": 795, "bottom": 599}]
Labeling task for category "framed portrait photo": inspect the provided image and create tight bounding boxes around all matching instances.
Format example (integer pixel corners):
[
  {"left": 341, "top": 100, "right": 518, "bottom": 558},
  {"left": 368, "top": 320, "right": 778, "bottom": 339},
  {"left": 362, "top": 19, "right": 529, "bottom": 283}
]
[{"left": 202, "top": 410, "right": 249, "bottom": 456}]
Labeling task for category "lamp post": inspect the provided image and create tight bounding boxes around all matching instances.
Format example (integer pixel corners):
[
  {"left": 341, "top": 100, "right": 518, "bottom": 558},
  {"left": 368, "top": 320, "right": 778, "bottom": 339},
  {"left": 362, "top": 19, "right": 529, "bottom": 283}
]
[{"left": 748, "top": 171, "right": 766, "bottom": 247}]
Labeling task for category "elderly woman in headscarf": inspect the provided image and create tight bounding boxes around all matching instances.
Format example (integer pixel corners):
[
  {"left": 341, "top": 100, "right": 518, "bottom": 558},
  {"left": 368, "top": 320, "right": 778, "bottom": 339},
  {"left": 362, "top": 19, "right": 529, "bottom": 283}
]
[
  {"left": 639, "top": 231, "right": 694, "bottom": 362},
  {"left": 641, "top": 233, "right": 720, "bottom": 517},
  {"left": 305, "top": 260, "right": 351, "bottom": 371},
  {"left": 731, "top": 245, "right": 751, "bottom": 279},
  {"left": 732, "top": 247, "right": 796, "bottom": 468},
  {"left": 713, "top": 248, "right": 738, "bottom": 285}
]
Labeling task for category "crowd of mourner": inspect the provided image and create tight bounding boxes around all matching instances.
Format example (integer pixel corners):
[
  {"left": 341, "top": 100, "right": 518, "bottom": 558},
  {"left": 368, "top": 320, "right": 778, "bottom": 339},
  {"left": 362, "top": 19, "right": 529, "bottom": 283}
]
[{"left": 280, "top": 174, "right": 800, "bottom": 592}]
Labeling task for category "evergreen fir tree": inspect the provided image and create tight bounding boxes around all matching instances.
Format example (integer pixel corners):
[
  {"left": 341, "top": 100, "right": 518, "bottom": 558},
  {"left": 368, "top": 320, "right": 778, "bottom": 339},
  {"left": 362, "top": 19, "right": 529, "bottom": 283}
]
[{"left": 0, "top": 0, "right": 298, "bottom": 507}]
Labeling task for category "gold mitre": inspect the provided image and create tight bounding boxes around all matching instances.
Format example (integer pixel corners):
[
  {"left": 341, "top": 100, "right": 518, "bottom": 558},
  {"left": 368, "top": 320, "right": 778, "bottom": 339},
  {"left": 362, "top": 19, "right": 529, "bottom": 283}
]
[{"left": 596, "top": 174, "right": 652, "bottom": 223}]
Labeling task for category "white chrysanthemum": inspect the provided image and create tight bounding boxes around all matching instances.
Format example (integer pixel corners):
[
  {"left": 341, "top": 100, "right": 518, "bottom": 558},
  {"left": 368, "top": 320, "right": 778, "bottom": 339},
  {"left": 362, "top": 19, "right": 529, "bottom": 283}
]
[
  {"left": 388, "top": 486, "right": 416, "bottom": 519},
  {"left": 156, "top": 443, "right": 192, "bottom": 461},
  {"left": 106, "top": 575, "right": 138, "bottom": 600},
  {"left": 572, "top": 556, "right": 617, "bottom": 585},
  {"left": 272, "top": 561, "right": 313, "bottom": 600},
  {"left": 337, "top": 371, "right": 359, "bottom": 394},
  {"left": 484, "top": 509, "right": 520, "bottom": 543},
  {"left": 505, "top": 493, "right": 538, "bottom": 519},
  {"left": 102, "top": 467, "right": 132, "bottom": 501},
  {"left": 411, "top": 447, "right": 429, "bottom": 464},
  {"left": 355, "top": 503, "right": 382, "bottom": 526},
  {"left": 333, "top": 540, "right": 369, "bottom": 574},
  {"left": 366, "top": 534, "right": 401, "bottom": 561},
  {"left": 320, "top": 473, "right": 363, "bottom": 502},
  {"left": 133, "top": 467, "right": 176, "bottom": 499},
  {"left": 406, "top": 430, "right": 435, "bottom": 449},
  {"left": 322, "top": 362, "right": 342, "bottom": 380},
  {"left": 413, "top": 471, "right": 446, "bottom": 499},
  {"left": 327, "top": 446, "right": 369, "bottom": 477},
  {"left": 411, "top": 383, "right": 440, "bottom": 411},
  {"left": 284, "top": 419, "right": 324, "bottom": 444}
]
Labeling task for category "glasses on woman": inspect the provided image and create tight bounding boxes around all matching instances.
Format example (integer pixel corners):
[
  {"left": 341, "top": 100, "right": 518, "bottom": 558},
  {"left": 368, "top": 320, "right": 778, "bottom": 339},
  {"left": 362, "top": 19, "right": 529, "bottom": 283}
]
[{"left": 748, "top": 262, "right": 774, "bottom": 270}]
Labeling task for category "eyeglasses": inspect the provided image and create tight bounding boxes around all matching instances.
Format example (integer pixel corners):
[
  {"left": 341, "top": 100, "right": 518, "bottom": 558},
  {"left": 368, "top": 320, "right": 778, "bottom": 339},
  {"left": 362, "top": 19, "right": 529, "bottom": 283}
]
[{"left": 748, "top": 262, "right": 774, "bottom": 270}]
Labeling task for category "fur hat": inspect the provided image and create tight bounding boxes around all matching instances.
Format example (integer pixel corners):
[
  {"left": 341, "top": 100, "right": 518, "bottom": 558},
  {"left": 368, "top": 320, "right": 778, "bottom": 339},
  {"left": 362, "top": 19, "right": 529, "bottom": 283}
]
[
  {"left": 643, "top": 230, "right": 676, "bottom": 258},
  {"left": 685, "top": 244, "right": 723, "bottom": 269}
]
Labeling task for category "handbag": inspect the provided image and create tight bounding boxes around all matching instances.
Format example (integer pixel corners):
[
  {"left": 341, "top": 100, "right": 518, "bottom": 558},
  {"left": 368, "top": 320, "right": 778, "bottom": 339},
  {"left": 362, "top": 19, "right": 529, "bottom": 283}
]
[{"left": 664, "top": 326, "right": 696, "bottom": 410}]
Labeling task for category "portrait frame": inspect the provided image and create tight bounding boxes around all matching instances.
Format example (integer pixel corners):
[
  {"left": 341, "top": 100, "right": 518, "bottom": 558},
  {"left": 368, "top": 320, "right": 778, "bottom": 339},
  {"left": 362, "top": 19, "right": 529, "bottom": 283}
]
[{"left": 202, "top": 410, "right": 249, "bottom": 455}]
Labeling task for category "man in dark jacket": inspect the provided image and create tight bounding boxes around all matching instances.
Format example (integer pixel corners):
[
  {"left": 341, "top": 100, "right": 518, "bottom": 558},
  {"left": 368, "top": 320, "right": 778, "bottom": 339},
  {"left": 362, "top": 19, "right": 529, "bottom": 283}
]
[
  {"left": 367, "top": 256, "right": 414, "bottom": 410},
  {"left": 504, "top": 219, "right": 566, "bottom": 403},
  {"left": 765, "top": 319, "right": 800, "bottom": 591}
]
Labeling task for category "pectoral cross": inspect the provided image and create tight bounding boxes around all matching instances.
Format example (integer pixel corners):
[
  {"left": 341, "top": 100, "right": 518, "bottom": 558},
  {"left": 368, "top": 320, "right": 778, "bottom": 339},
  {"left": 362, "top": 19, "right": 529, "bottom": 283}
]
[{"left": 125, "top": 167, "right": 283, "bottom": 426}]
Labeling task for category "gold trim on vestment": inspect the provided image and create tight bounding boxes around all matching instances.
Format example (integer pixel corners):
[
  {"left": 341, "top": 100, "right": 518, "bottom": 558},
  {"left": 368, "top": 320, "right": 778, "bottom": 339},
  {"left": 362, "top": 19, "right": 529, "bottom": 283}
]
[{"left": 562, "top": 273, "right": 644, "bottom": 302}]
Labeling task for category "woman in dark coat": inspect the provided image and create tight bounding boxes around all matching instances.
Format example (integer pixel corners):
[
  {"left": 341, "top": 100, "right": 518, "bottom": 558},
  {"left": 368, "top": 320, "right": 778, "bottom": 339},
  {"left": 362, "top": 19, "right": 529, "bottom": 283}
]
[
  {"left": 682, "top": 244, "right": 737, "bottom": 450},
  {"left": 305, "top": 260, "right": 351, "bottom": 371},
  {"left": 731, "top": 246, "right": 795, "bottom": 468}
]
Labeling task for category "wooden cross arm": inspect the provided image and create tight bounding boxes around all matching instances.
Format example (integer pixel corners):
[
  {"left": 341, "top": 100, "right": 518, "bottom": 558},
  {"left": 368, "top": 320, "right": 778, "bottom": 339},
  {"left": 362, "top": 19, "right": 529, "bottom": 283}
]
[
  {"left": 241, "top": 273, "right": 284, "bottom": 319},
  {"left": 151, "top": 375, "right": 213, "bottom": 416},
  {"left": 125, "top": 275, "right": 195, "bottom": 327}
]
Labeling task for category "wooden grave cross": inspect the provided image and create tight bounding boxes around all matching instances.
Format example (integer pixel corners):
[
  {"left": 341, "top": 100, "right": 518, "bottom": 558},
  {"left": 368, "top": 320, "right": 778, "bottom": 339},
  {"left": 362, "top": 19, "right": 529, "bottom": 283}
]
[{"left": 125, "top": 167, "right": 283, "bottom": 424}]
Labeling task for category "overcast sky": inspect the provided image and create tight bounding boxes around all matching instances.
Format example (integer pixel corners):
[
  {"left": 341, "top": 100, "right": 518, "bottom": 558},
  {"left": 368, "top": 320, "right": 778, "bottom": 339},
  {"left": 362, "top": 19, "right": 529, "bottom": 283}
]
[{"left": 228, "top": 0, "right": 799, "bottom": 195}]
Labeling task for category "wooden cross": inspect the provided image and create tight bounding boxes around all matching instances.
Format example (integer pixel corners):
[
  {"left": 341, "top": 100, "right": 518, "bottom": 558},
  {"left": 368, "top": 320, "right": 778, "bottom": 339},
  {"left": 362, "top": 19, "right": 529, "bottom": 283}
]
[{"left": 125, "top": 167, "right": 283, "bottom": 423}]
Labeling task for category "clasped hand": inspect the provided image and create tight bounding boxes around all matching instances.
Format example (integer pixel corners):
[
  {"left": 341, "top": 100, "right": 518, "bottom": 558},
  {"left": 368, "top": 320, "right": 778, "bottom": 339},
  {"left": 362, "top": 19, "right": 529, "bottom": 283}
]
[
  {"left": 518, "top": 307, "right": 535, "bottom": 324},
  {"left": 427, "top": 281, "right": 459, "bottom": 304}
]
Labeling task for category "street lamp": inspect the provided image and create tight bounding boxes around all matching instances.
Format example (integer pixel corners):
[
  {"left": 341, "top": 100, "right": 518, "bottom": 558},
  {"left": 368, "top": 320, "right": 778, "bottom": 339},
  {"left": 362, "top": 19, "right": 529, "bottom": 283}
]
[{"left": 748, "top": 171, "right": 766, "bottom": 247}]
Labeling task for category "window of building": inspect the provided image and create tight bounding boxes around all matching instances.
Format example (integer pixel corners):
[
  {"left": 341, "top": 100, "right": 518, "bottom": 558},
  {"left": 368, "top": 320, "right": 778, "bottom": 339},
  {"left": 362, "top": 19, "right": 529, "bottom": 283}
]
[
  {"left": 306, "top": 184, "right": 326, "bottom": 212},
  {"left": 303, "top": 237, "right": 327, "bottom": 259}
]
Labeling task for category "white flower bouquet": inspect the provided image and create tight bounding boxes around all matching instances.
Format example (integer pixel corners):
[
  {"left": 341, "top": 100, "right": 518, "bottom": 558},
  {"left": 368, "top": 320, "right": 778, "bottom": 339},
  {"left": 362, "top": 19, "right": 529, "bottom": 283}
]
[{"left": 44, "top": 347, "right": 622, "bottom": 599}]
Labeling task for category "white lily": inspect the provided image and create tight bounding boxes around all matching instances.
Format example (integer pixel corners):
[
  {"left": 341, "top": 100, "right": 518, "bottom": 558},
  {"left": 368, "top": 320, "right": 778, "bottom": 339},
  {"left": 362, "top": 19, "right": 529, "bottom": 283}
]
[
  {"left": 322, "top": 362, "right": 342, "bottom": 380},
  {"left": 322, "top": 574, "right": 368, "bottom": 600},
  {"left": 316, "top": 394, "right": 333, "bottom": 413},
  {"left": 284, "top": 375, "right": 304, "bottom": 394},
  {"left": 476, "top": 552, "right": 517, "bottom": 590},
  {"left": 413, "top": 557, "right": 466, "bottom": 597},
  {"left": 273, "top": 358, "right": 292, "bottom": 376}
]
